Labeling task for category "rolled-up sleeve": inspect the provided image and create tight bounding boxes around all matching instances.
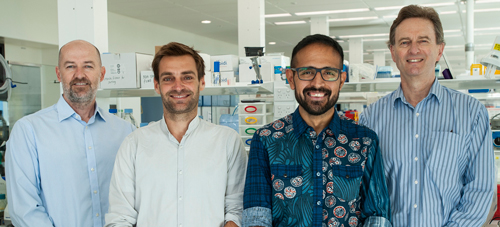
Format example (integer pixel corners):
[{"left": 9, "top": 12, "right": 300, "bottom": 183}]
[{"left": 243, "top": 131, "right": 272, "bottom": 227}]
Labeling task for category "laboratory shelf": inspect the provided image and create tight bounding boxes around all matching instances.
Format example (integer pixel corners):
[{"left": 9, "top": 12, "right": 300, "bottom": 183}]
[
  {"left": 340, "top": 78, "right": 500, "bottom": 93},
  {"left": 96, "top": 82, "right": 274, "bottom": 98}
]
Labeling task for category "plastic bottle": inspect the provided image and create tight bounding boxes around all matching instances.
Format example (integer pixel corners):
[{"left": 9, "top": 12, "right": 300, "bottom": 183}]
[
  {"left": 123, "top": 109, "right": 137, "bottom": 128},
  {"left": 212, "top": 61, "right": 221, "bottom": 86}
]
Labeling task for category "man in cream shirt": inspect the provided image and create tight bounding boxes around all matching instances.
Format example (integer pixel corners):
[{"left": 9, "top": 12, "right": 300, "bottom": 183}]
[{"left": 105, "top": 42, "right": 247, "bottom": 227}]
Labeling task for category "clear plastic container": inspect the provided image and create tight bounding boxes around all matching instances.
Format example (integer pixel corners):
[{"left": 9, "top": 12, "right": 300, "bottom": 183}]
[{"left": 123, "top": 109, "right": 137, "bottom": 128}]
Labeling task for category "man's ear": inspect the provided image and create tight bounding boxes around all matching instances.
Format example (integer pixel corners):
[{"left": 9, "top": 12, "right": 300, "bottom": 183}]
[{"left": 286, "top": 69, "right": 295, "bottom": 90}]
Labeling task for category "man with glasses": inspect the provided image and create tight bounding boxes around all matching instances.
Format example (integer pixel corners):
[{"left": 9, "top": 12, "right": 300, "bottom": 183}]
[{"left": 243, "top": 34, "right": 391, "bottom": 227}]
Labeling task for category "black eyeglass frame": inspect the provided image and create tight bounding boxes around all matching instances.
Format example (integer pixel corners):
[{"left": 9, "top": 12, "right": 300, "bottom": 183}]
[{"left": 290, "top": 66, "right": 343, "bottom": 82}]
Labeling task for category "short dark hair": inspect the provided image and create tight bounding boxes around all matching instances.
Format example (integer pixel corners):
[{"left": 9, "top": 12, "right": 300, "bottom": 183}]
[
  {"left": 291, "top": 34, "right": 344, "bottom": 68},
  {"left": 152, "top": 42, "right": 205, "bottom": 82},
  {"left": 388, "top": 4, "right": 445, "bottom": 48}
]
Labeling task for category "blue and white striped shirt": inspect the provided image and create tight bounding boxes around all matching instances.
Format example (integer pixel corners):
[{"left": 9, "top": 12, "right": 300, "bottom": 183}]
[{"left": 359, "top": 78, "right": 495, "bottom": 227}]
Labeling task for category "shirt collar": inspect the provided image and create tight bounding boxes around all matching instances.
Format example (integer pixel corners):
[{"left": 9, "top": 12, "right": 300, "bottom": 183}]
[
  {"left": 160, "top": 115, "right": 201, "bottom": 139},
  {"left": 292, "top": 107, "right": 341, "bottom": 139},
  {"left": 56, "top": 95, "right": 105, "bottom": 122},
  {"left": 392, "top": 77, "right": 443, "bottom": 108}
]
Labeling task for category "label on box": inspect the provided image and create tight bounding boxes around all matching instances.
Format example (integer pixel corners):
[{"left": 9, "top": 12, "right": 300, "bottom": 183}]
[{"left": 141, "top": 71, "right": 155, "bottom": 89}]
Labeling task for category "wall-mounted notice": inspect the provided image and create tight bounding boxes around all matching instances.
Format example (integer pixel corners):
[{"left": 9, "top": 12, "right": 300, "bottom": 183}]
[{"left": 100, "top": 53, "right": 153, "bottom": 89}]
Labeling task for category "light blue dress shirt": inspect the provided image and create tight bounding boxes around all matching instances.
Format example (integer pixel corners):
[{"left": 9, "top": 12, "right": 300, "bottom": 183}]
[
  {"left": 359, "top": 79, "right": 495, "bottom": 227},
  {"left": 6, "top": 96, "right": 135, "bottom": 227}
]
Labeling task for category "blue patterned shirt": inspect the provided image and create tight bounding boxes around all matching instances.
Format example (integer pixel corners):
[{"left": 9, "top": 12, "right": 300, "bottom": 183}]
[
  {"left": 243, "top": 108, "right": 391, "bottom": 227},
  {"left": 359, "top": 78, "right": 495, "bottom": 227}
]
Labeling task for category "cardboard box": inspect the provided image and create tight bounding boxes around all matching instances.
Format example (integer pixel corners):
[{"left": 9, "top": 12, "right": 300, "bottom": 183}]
[
  {"left": 140, "top": 71, "right": 155, "bottom": 89},
  {"left": 211, "top": 55, "right": 239, "bottom": 72},
  {"left": 101, "top": 53, "right": 153, "bottom": 89},
  {"left": 238, "top": 63, "right": 274, "bottom": 83},
  {"left": 221, "top": 71, "right": 236, "bottom": 86}
]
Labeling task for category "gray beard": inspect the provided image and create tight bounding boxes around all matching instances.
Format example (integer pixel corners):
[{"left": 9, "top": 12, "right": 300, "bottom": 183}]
[{"left": 64, "top": 85, "right": 97, "bottom": 104}]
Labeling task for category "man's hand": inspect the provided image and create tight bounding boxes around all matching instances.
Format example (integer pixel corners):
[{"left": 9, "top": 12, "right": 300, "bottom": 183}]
[{"left": 224, "top": 221, "right": 238, "bottom": 227}]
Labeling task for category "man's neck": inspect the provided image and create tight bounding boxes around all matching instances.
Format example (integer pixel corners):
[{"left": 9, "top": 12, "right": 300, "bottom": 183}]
[
  {"left": 400, "top": 74, "right": 435, "bottom": 107},
  {"left": 63, "top": 96, "right": 96, "bottom": 123},
  {"left": 298, "top": 106, "right": 335, "bottom": 135},
  {"left": 163, "top": 111, "right": 197, "bottom": 143}
]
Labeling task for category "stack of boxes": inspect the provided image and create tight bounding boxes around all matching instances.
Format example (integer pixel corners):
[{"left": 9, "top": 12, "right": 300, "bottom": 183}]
[{"left": 210, "top": 55, "right": 239, "bottom": 86}]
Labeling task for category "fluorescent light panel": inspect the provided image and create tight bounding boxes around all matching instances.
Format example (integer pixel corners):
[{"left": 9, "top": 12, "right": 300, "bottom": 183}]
[
  {"left": 440, "top": 11, "right": 457, "bottom": 15},
  {"left": 462, "top": 8, "right": 500, "bottom": 13},
  {"left": 329, "top": 16, "right": 378, "bottom": 22},
  {"left": 274, "top": 20, "right": 306, "bottom": 25},
  {"left": 383, "top": 15, "right": 397, "bottom": 19},
  {"left": 264, "top": 13, "right": 291, "bottom": 18},
  {"left": 422, "top": 2, "right": 455, "bottom": 7},
  {"left": 339, "top": 33, "right": 388, "bottom": 38},
  {"left": 475, "top": 27, "right": 500, "bottom": 31},
  {"left": 374, "top": 6, "right": 402, "bottom": 11},
  {"left": 295, "top": 8, "right": 369, "bottom": 16},
  {"left": 444, "top": 29, "right": 461, "bottom": 33},
  {"left": 363, "top": 38, "right": 388, "bottom": 42},
  {"left": 201, "top": 20, "right": 211, "bottom": 24},
  {"left": 476, "top": 0, "right": 500, "bottom": 3}
]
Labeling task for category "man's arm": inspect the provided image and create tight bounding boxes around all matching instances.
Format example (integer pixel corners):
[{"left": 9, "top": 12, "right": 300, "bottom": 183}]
[
  {"left": 224, "top": 132, "right": 248, "bottom": 227},
  {"left": 5, "top": 120, "right": 55, "bottom": 227},
  {"left": 444, "top": 106, "right": 495, "bottom": 227},
  {"left": 361, "top": 138, "right": 392, "bottom": 227},
  {"left": 104, "top": 137, "right": 137, "bottom": 227},
  {"left": 242, "top": 132, "right": 272, "bottom": 227}
]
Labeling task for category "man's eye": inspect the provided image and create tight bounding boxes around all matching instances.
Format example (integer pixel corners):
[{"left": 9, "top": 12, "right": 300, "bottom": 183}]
[
  {"left": 185, "top": 76, "right": 194, "bottom": 80},
  {"left": 163, "top": 77, "right": 172, "bottom": 81},
  {"left": 66, "top": 65, "right": 75, "bottom": 69},
  {"left": 85, "top": 65, "right": 93, "bottom": 68}
]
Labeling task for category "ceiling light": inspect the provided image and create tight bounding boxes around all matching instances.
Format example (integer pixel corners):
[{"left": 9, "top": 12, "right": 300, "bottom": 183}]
[
  {"left": 374, "top": 6, "right": 402, "bottom": 11},
  {"left": 476, "top": 0, "right": 500, "bottom": 3},
  {"left": 328, "top": 16, "right": 378, "bottom": 22},
  {"left": 366, "top": 48, "right": 389, "bottom": 52},
  {"left": 274, "top": 20, "right": 306, "bottom": 25},
  {"left": 444, "top": 29, "right": 461, "bottom": 33},
  {"left": 268, "top": 42, "right": 276, "bottom": 45},
  {"left": 383, "top": 15, "right": 397, "bottom": 19},
  {"left": 422, "top": 2, "right": 455, "bottom": 7},
  {"left": 462, "top": 8, "right": 500, "bottom": 13},
  {"left": 475, "top": 27, "right": 500, "bottom": 31},
  {"left": 201, "top": 20, "right": 211, "bottom": 24},
  {"left": 339, "top": 33, "right": 389, "bottom": 39},
  {"left": 336, "top": 40, "right": 344, "bottom": 43},
  {"left": 295, "top": 8, "right": 369, "bottom": 16},
  {"left": 264, "top": 13, "right": 292, "bottom": 18},
  {"left": 445, "top": 34, "right": 463, "bottom": 38},
  {"left": 440, "top": 11, "right": 457, "bottom": 15},
  {"left": 363, "top": 38, "right": 388, "bottom": 42},
  {"left": 445, "top": 45, "right": 463, "bottom": 48}
]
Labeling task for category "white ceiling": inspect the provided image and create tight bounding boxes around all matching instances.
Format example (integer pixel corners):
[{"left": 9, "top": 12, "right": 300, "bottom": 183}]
[{"left": 108, "top": 0, "right": 500, "bottom": 76}]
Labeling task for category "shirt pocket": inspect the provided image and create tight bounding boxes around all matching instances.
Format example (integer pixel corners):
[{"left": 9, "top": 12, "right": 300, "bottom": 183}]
[
  {"left": 329, "top": 165, "right": 364, "bottom": 202},
  {"left": 270, "top": 164, "right": 303, "bottom": 201}
]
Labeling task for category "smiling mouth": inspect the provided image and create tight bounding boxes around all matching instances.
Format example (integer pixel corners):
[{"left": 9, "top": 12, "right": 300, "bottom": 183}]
[
  {"left": 407, "top": 59, "right": 423, "bottom": 63},
  {"left": 171, "top": 94, "right": 190, "bottom": 99}
]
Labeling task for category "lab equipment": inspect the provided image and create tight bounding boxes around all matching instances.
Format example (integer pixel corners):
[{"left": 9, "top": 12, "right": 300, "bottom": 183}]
[
  {"left": 212, "top": 61, "right": 221, "bottom": 86},
  {"left": 481, "top": 36, "right": 500, "bottom": 79},
  {"left": 123, "top": 109, "right": 137, "bottom": 128},
  {"left": 0, "top": 54, "right": 12, "bottom": 101},
  {"left": 109, "top": 108, "right": 118, "bottom": 116},
  {"left": 442, "top": 52, "right": 453, "bottom": 79},
  {"left": 244, "top": 116, "right": 258, "bottom": 124},
  {"left": 250, "top": 57, "right": 263, "bottom": 84}
]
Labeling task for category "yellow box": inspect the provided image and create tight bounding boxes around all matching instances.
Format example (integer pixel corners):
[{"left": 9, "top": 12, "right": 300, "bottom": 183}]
[{"left": 470, "top": 64, "right": 483, "bottom": 75}]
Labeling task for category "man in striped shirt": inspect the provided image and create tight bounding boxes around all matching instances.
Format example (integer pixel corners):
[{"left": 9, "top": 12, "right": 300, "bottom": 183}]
[{"left": 359, "top": 5, "right": 495, "bottom": 227}]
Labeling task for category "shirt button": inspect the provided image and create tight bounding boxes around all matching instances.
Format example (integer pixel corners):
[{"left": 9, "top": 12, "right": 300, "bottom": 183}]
[
  {"left": 284, "top": 174, "right": 288, "bottom": 178},
  {"left": 315, "top": 145, "right": 320, "bottom": 149},
  {"left": 414, "top": 157, "right": 418, "bottom": 161},
  {"left": 179, "top": 145, "right": 183, "bottom": 149},
  {"left": 96, "top": 213, "right": 99, "bottom": 217},
  {"left": 414, "top": 204, "right": 418, "bottom": 208},
  {"left": 317, "top": 201, "right": 321, "bottom": 205},
  {"left": 415, "top": 134, "right": 419, "bottom": 138},
  {"left": 346, "top": 175, "right": 350, "bottom": 179},
  {"left": 414, "top": 180, "right": 418, "bottom": 184},
  {"left": 91, "top": 168, "right": 95, "bottom": 172},
  {"left": 94, "top": 190, "right": 97, "bottom": 194},
  {"left": 316, "top": 172, "right": 321, "bottom": 177},
  {"left": 88, "top": 146, "right": 92, "bottom": 149},
  {"left": 179, "top": 196, "right": 182, "bottom": 200},
  {"left": 86, "top": 126, "right": 88, "bottom": 129},
  {"left": 416, "top": 113, "right": 420, "bottom": 117},
  {"left": 179, "top": 170, "right": 183, "bottom": 174}
]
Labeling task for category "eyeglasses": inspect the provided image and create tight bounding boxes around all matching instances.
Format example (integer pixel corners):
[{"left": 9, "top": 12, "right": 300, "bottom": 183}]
[{"left": 291, "top": 67, "right": 342, "bottom": 81}]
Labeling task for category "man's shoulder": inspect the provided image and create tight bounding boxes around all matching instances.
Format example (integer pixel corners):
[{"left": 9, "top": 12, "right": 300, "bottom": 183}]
[
  {"left": 198, "top": 119, "right": 241, "bottom": 140},
  {"left": 16, "top": 104, "right": 58, "bottom": 126},
  {"left": 339, "top": 114, "right": 378, "bottom": 141}
]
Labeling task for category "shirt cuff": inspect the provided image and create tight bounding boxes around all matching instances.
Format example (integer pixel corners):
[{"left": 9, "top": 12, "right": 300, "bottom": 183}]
[
  {"left": 364, "top": 216, "right": 392, "bottom": 227},
  {"left": 225, "top": 213, "right": 242, "bottom": 227},
  {"left": 242, "top": 207, "right": 271, "bottom": 227}
]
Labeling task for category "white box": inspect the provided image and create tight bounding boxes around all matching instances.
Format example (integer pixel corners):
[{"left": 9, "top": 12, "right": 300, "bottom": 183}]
[
  {"left": 203, "top": 70, "right": 212, "bottom": 87},
  {"left": 101, "top": 53, "right": 153, "bottom": 89},
  {"left": 140, "top": 71, "right": 155, "bottom": 89},
  {"left": 262, "top": 55, "right": 290, "bottom": 76},
  {"left": 238, "top": 63, "right": 274, "bottom": 83},
  {"left": 221, "top": 71, "right": 236, "bottom": 86},
  {"left": 211, "top": 55, "right": 239, "bottom": 72},
  {"left": 200, "top": 53, "right": 211, "bottom": 71}
]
